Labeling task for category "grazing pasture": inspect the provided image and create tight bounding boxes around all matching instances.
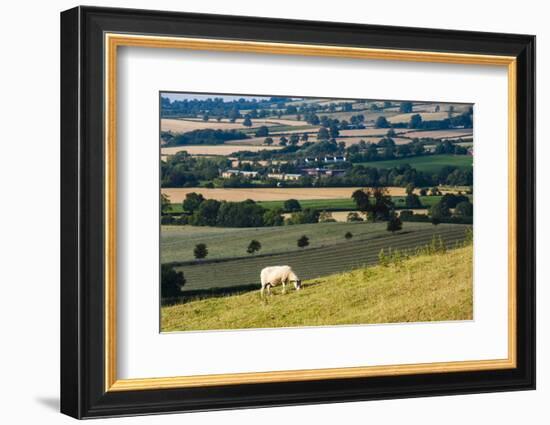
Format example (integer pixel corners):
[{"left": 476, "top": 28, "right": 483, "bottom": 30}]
[
  {"left": 356, "top": 154, "right": 473, "bottom": 174},
  {"left": 339, "top": 128, "right": 413, "bottom": 137},
  {"left": 161, "top": 244, "right": 473, "bottom": 331},
  {"left": 257, "top": 198, "right": 357, "bottom": 212},
  {"left": 336, "top": 136, "right": 411, "bottom": 146},
  {"left": 162, "top": 221, "right": 393, "bottom": 263}
]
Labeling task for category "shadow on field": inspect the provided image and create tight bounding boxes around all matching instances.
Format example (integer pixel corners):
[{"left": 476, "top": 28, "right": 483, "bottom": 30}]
[{"left": 162, "top": 283, "right": 260, "bottom": 306}]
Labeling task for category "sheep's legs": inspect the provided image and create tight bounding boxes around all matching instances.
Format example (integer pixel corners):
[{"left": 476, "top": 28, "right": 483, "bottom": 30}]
[{"left": 282, "top": 281, "right": 286, "bottom": 294}]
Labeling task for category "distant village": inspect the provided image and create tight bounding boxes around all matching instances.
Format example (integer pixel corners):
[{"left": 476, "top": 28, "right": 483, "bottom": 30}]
[{"left": 221, "top": 155, "right": 348, "bottom": 182}]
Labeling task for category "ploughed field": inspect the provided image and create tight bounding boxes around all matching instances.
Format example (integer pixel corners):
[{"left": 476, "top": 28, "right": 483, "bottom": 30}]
[
  {"left": 163, "top": 222, "right": 471, "bottom": 295},
  {"left": 161, "top": 245, "right": 473, "bottom": 331}
]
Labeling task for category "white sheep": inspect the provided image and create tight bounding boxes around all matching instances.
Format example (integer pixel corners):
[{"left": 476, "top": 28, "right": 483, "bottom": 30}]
[{"left": 260, "top": 266, "right": 302, "bottom": 296}]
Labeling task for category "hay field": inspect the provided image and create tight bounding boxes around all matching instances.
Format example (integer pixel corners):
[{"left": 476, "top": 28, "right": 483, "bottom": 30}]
[
  {"left": 161, "top": 118, "right": 306, "bottom": 133},
  {"left": 404, "top": 129, "right": 473, "bottom": 139},
  {"left": 161, "top": 186, "right": 417, "bottom": 203},
  {"left": 161, "top": 145, "right": 281, "bottom": 157},
  {"left": 161, "top": 118, "right": 249, "bottom": 133},
  {"left": 387, "top": 112, "right": 459, "bottom": 124},
  {"left": 326, "top": 209, "right": 428, "bottom": 222}
]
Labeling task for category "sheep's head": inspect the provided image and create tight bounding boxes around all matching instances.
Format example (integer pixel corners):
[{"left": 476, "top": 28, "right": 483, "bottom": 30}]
[{"left": 294, "top": 280, "right": 302, "bottom": 290}]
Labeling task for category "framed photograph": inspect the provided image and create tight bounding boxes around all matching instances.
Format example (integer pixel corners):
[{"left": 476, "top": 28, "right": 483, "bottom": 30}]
[{"left": 60, "top": 6, "right": 535, "bottom": 419}]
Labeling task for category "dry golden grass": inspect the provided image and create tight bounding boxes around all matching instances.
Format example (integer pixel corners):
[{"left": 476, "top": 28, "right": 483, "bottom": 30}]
[
  {"left": 162, "top": 187, "right": 362, "bottom": 203},
  {"left": 339, "top": 128, "right": 411, "bottom": 137},
  {"left": 321, "top": 209, "right": 428, "bottom": 222},
  {"left": 161, "top": 118, "right": 248, "bottom": 133},
  {"left": 161, "top": 145, "right": 281, "bottom": 156},
  {"left": 161, "top": 186, "right": 463, "bottom": 203},
  {"left": 161, "top": 187, "right": 433, "bottom": 203},
  {"left": 404, "top": 129, "right": 473, "bottom": 139},
  {"left": 161, "top": 118, "right": 306, "bottom": 133},
  {"left": 161, "top": 245, "right": 473, "bottom": 331},
  {"left": 387, "top": 112, "right": 459, "bottom": 124}
]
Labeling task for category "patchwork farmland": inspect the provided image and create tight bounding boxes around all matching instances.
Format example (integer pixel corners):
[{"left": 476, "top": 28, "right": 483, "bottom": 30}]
[{"left": 159, "top": 93, "right": 474, "bottom": 330}]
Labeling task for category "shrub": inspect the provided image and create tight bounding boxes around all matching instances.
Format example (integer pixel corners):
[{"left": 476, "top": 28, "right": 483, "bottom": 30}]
[
  {"left": 287, "top": 208, "right": 319, "bottom": 225},
  {"left": 194, "top": 243, "right": 208, "bottom": 260},
  {"left": 399, "top": 210, "right": 414, "bottom": 219},
  {"left": 283, "top": 199, "right": 302, "bottom": 212},
  {"left": 454, "top": 200, "right": 474, "bottom": 217},
  {"left": 182, "top": 192, "right": 205, "bottom": 213},
  {"left": 161, "top": 215, "right": 174, "bottom": 225},
  {"left": 319, "top": 211, "right": 336, "bottom": 223},
  {"left": 297, "top": 235, "right": 310, "bottom": 249},
  {"left": 346, "top": 212, "right": 364, "bottom": 222},
  {"left": 429, "top": 201, "right": 451, "bottom": 220},
  {"left": 247, "top": 239, "right": 262, "bottom": 255},
  {"left": 175, "top": 214, "right": 189, "bottom": 225},
  {"left": 387, "top": 213, "right": 403, "bottom": 234},
  {"left": 378, "top": 249, "right": 390, "bottom": 267},
  {"left": 263, "top": 209, "right": 284, "bottom": 226},
  {"left": 161, "top": 264, "right": 185, "bottom": 299}
]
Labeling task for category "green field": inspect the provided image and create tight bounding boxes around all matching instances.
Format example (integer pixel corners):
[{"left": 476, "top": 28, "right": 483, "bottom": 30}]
[
  {"left": 167, "top": 195, "right": 443, "bottom": 214},
  {"left": 161, "top": 221, "right": 454, "bottom": 263},
  {"left": 259, "top": 196, "right": 442, "bottom": 211},
  {"left": 248, "top": 124, "right": 316, "bottom": 133},
  {"left": 163, "top": 222, "right": 471, "bottom": 294},
  {"left": 161, "top": 244, "right": 473, "bottom": 331},
  {"left": 357, "top": 154, "right": 473, "bottom": 174},
  {"left": 162, "top": 221, "right": 391, "bottom": 263},
  {"left": 257, "top": 198, "right": 357, "bottom": 211}
]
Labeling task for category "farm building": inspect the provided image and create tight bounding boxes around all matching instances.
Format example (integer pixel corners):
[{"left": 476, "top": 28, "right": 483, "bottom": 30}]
[
  {"left": 323, "top": 155, "right": 347, "bottom": 163},
  {"left": 220, "top": 169, "right": 259, "bottom": 179},
  {"left": 267, "top": 173, "right": 302, "bottom": 181},
  {"left": 304, "top": 156, "right": 347, "bottom": 164},
  {"left": 301, "top": 168, "right": 346, "bottom": 178}
]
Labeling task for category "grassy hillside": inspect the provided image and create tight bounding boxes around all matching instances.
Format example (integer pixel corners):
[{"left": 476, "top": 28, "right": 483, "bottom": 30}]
[
  {"left": 357, "top": 154, "right": 472, "bottom": 174},
  {"left": 161, "top": 245, "right": 473, "bottom": 331}
]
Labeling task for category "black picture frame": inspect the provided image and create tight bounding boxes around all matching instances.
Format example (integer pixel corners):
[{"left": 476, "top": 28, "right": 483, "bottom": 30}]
[{"left": 61, "top": 5, "right": 536, "bottom": 419}]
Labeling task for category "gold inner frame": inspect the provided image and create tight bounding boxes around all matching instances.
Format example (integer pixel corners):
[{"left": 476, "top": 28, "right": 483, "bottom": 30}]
[{"left": 104, "top": 33, "right": 518, "bottom": 392}]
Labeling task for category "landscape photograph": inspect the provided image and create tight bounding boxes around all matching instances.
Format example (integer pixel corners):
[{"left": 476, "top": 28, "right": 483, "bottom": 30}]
[{"left": 159, "top": 92, "right": 474, "bottom": 332}]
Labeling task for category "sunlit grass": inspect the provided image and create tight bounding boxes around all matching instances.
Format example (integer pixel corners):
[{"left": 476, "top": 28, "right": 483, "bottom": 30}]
[{"left": 161, "top": 245, "right": 473, "bottom": 332}]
